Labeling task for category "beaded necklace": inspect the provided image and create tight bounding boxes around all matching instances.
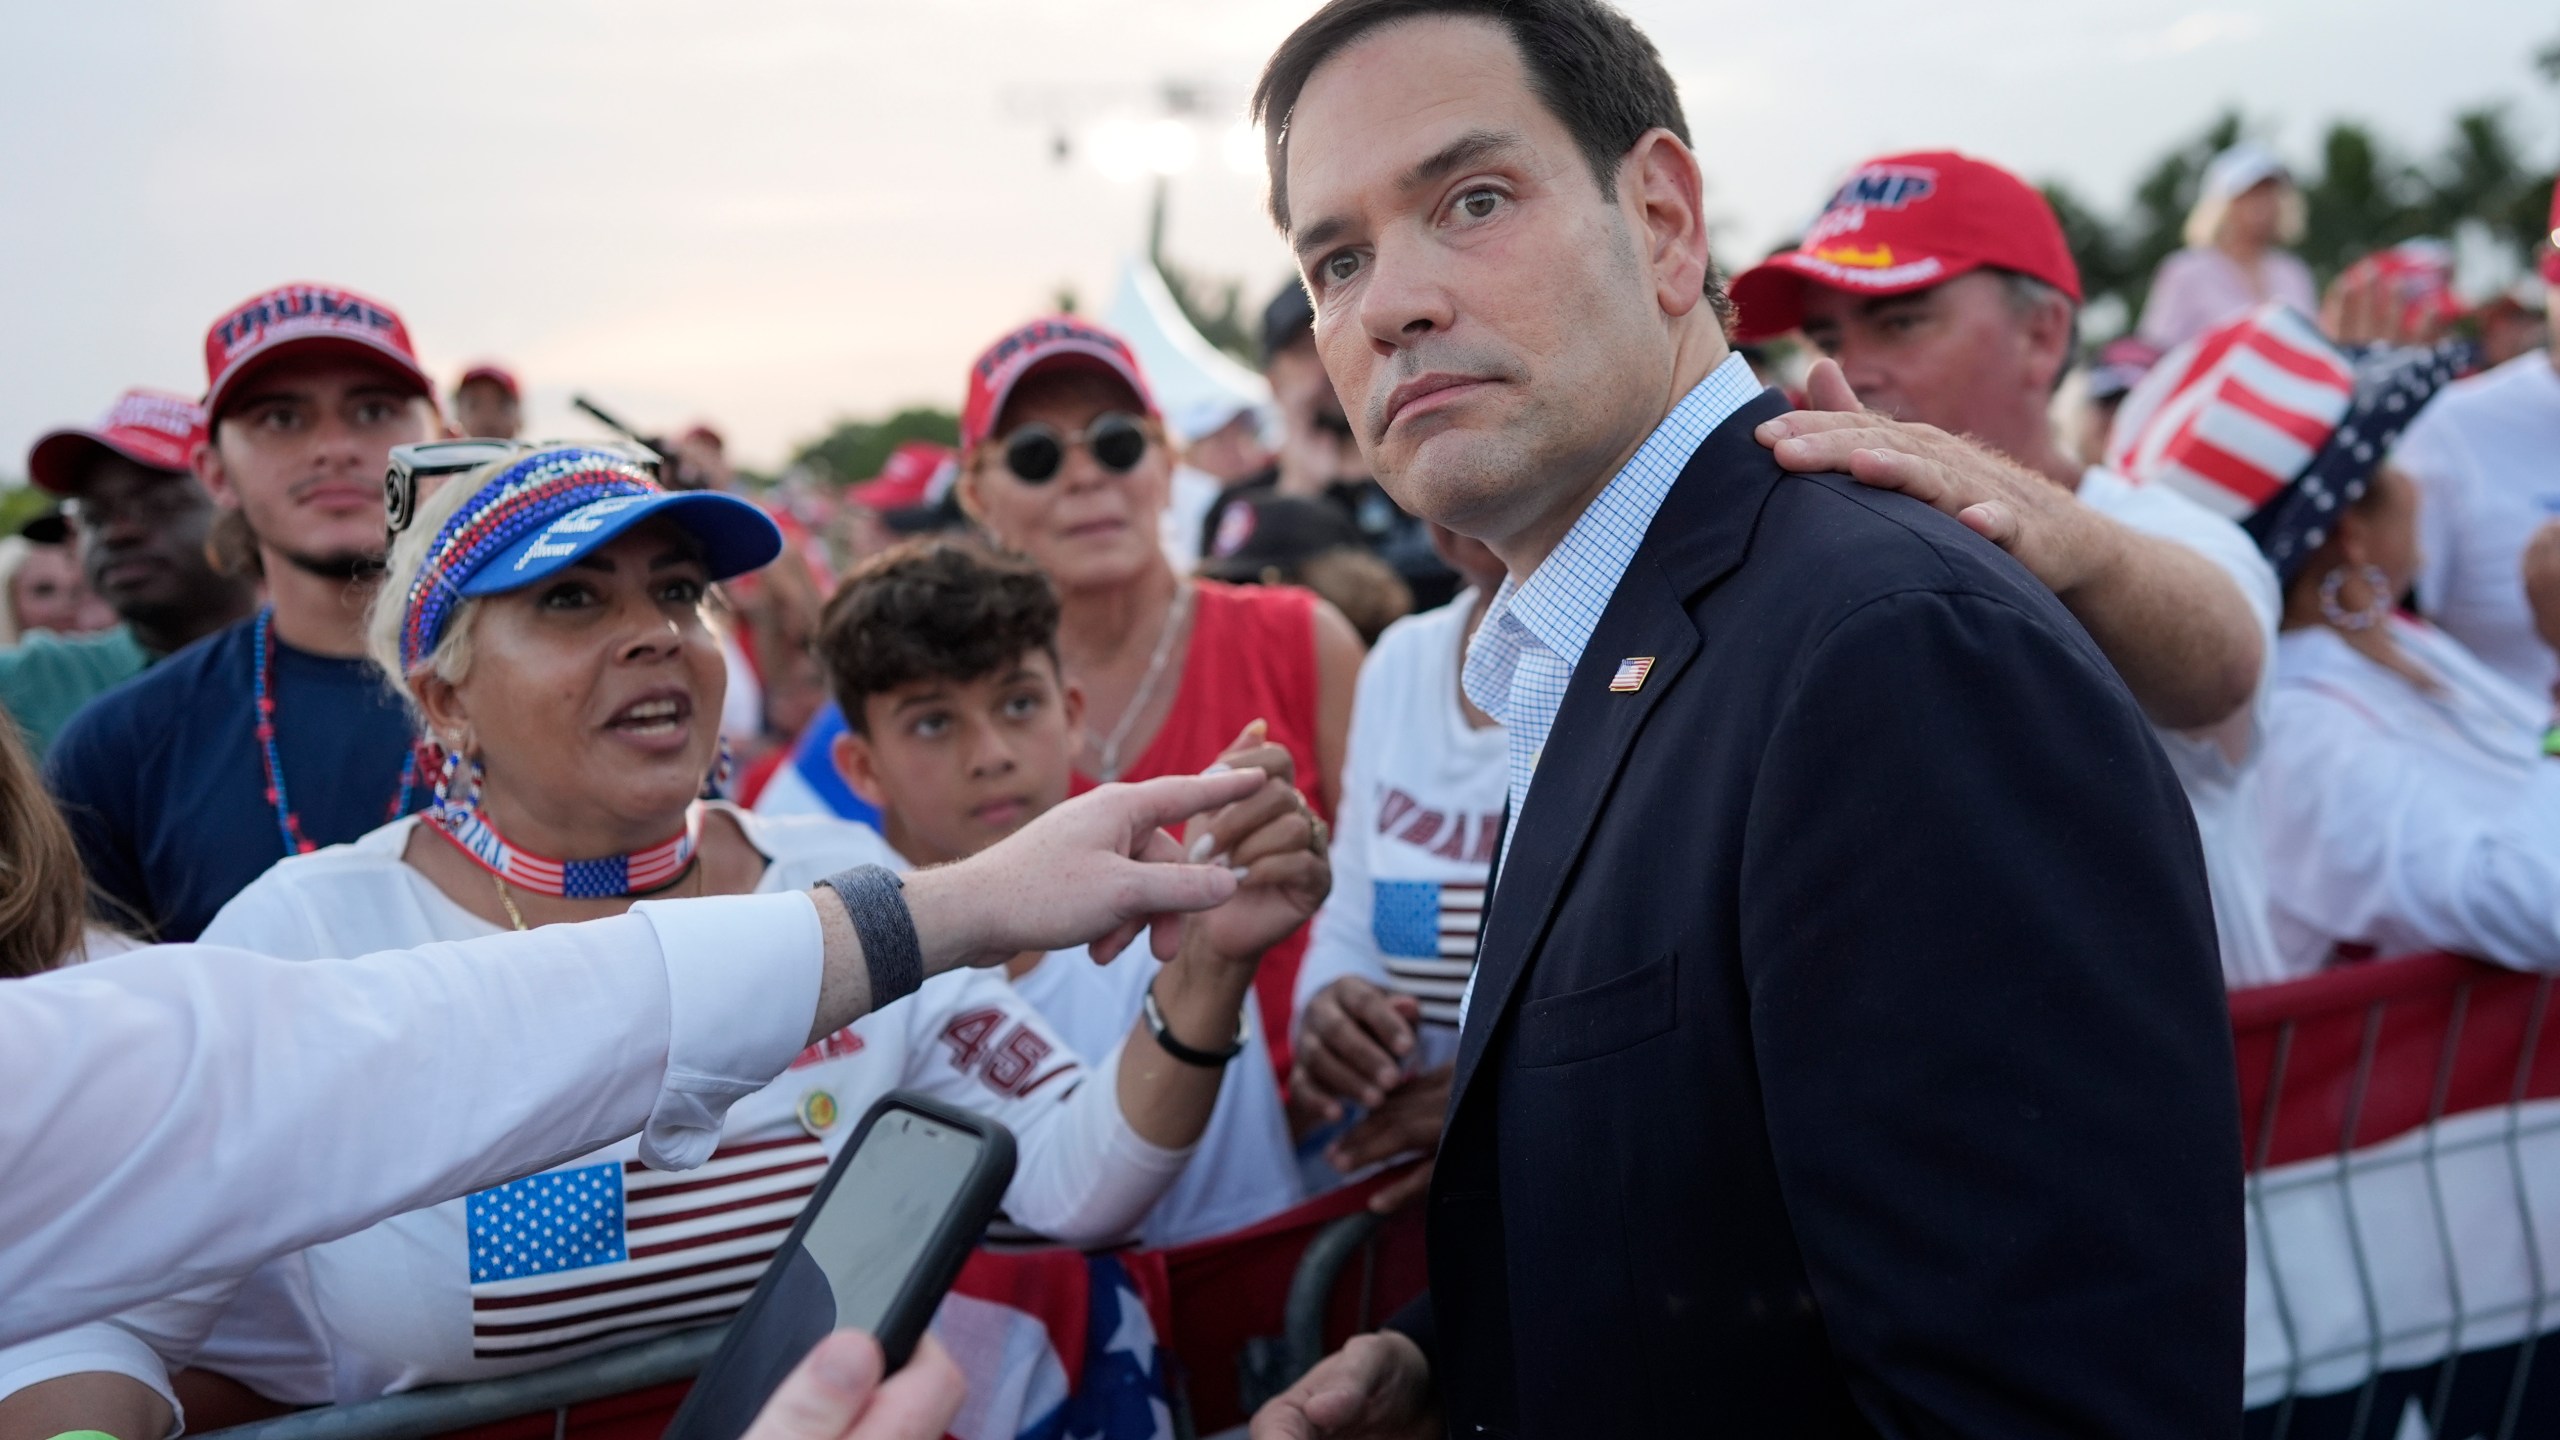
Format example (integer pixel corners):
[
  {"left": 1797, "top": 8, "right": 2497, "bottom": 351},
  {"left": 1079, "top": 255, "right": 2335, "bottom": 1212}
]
[
  {"left": 254, "top": 606, "right": 417, "bottom": 855},
  {"left": 426, "top": 792, "right": 703, "bottom": 900}
]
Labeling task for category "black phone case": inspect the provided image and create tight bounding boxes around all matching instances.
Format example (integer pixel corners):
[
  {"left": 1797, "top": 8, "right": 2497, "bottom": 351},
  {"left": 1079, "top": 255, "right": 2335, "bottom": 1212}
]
[{"left": 662, "top": 1089, "right": 1017, "bottom": 1440}]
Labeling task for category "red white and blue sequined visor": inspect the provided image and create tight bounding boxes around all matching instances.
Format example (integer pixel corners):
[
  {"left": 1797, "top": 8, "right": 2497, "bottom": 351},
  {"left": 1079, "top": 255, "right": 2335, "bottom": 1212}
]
[{"left": 456, "top": 489, "right": 784, "bottom": 598}]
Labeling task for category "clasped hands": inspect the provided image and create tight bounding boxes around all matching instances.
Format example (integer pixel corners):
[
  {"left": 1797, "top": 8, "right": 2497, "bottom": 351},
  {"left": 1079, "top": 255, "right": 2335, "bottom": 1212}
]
[{"left": 890, "top": 720, "right": 1328, "bottom": 981}]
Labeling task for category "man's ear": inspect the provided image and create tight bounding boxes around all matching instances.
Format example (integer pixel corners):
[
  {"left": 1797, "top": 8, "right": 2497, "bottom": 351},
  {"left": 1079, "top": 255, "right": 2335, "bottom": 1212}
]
[
  {"left": 1622, "top": 128, "right": 1711, "bottom": 322},
  {"left": 832, "top": 729, "right": 892, "bottom": 814},
  {"left": 2021, "top": 292, "right": 2076, "bottom": 396},
  {"left": 193, "top": 433, "right": 239, "bottom": 510},
  {"left": 1060, "top": 679, "right": 1086, "bottom": 735}
]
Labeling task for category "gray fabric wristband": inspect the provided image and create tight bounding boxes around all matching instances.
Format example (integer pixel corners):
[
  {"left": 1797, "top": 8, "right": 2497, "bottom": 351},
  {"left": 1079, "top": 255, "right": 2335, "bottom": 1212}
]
[{"left": 820, "top": 865, "right": 923, "bottom": 1009}]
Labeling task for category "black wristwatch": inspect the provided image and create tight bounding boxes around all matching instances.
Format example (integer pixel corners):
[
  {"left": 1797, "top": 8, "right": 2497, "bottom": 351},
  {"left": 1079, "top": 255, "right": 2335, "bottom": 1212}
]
[{"left": 1142, "top": 977, "right": 1249, "bottom": 1067}]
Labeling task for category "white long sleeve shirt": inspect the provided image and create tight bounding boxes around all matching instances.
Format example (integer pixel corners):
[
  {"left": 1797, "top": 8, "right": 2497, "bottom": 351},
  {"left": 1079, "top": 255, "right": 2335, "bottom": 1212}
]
[
  {"left": 0, "top": 888, "right": 823, "bottom": 1346},
  {"left": 2260, "top": 619, "right": 2560, "bottom": 979},
  {"left": 2396, "top": 350, "right": 2560, "bottom": 698},
  {"left": 2, "top": 809, "right": 1191, "bottom": 1418}
]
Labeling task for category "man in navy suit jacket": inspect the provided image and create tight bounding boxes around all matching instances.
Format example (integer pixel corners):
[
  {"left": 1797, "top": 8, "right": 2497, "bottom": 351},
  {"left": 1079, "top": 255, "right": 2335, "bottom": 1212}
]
[{"left": 1249, "top": 2, "right": 2244, "bottom": 1436}]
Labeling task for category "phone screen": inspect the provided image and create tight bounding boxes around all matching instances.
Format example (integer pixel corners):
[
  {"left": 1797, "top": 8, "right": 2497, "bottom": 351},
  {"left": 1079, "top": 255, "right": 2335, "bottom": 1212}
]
[{"left": 796, "top": 1108, "right": 987, "bottom": 1335}]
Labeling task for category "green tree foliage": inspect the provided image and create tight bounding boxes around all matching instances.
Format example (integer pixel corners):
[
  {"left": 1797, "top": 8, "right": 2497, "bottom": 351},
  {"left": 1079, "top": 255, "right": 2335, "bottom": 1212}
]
[
  {"left": 790, "top": 407, "right": 960, "bottom": 485},
  {"left": 2053, "top": 99, "right": 2554, "bottom": 337}
]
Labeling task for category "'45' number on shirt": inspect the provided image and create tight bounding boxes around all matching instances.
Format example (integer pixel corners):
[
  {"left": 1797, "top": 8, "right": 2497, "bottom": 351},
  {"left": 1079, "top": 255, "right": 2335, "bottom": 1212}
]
[{"left": 940, "top": 1008, "right": 1078, "bottom": 1100}]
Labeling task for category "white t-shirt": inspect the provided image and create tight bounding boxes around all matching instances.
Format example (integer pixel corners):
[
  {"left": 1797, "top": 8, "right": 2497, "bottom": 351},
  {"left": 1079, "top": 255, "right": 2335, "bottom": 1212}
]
[
  {"left": 2261, "top": 619, "right": 2560, "bottom": 978},
  {"left": 1295, "top": 591, "right": 1509, "bottom": 1074},
  {"left": 2396, "top": 350, "right": 2560, "bottom": 699},
  {"left": 12, "top": 806, "right": 1190, "bottom": 1416},
  {"left": 1008, "top": 948, "right": 1302, "bottom": 1246},
  {"left": 2078, "top": 467, "right": 2288, "bottom": 988}
]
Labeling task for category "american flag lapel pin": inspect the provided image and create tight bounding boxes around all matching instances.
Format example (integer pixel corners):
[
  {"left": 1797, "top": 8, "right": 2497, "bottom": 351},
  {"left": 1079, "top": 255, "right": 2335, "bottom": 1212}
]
[{"left": 1608, "top": 656, "right": 1655, "bottom": 693}]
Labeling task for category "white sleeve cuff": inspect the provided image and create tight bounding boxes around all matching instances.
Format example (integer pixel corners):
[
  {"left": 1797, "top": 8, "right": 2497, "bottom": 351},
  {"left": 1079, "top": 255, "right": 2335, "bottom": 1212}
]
[
  {"left": 0, "top": 1324, "right": 181, "bottom": 1437},
  {"left": 629, "top": 891, "right": 824, "bottom": 1170}
]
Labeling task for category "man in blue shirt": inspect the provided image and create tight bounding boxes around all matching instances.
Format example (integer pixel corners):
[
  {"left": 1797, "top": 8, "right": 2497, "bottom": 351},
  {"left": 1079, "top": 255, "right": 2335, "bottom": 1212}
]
[
  {"left": 1, "top": 390, "right": 257, "bottom": 757},
  {"left": 48, "top": 284, "right": 441, "bottom": 940}
]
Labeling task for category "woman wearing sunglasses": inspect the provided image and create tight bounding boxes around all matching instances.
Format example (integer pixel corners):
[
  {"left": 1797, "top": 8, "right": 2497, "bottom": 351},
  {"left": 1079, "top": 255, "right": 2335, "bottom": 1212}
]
[
  {"left": 955, "top": 318, "right": 1365, "bottom": 1083},
  {"left": 0, "top": 444, "right": 1327, "bottom": 1432}
]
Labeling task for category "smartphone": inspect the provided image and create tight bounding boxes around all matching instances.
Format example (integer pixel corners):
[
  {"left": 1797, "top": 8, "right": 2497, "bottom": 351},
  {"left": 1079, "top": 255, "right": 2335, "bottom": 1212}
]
[{"left": 664, "top": 1091, "right": 1016, "bottom": 1440}]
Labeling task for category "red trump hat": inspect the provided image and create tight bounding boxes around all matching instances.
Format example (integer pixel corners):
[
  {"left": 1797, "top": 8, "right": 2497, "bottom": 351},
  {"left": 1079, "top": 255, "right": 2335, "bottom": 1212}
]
[
  {"left": 1730, "top": 151, "right": 2083, "bottom": 343},
  {"left": 456, "top": 362, "right": 520, "bottom": 399},
  {"left": 960, "top": 316, "right": 1157, "bottom": 450},
  {"left": 202, "top": 281, "right": 432, "bottom": 421},
  {"left": 27, "top": 388, "right": 207, "bottom": 494}
]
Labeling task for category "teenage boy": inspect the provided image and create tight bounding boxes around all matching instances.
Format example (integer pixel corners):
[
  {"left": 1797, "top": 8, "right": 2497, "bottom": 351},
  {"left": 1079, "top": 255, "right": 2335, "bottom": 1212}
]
[
  {"left": 48, "top": 283, "right": 441, "bottom": 940},
  {"left": 815, "top": 538, "right": 1305, "bottom": 1245},
  {"left": 3, "top": 390, "right": 256, "bottom": 755}
]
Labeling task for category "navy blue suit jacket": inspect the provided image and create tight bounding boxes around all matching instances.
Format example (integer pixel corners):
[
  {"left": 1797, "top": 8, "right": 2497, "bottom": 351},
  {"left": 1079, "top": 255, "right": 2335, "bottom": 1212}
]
[{"left": 1393, "top": 389, "right": 2244, "bottom": 1437}]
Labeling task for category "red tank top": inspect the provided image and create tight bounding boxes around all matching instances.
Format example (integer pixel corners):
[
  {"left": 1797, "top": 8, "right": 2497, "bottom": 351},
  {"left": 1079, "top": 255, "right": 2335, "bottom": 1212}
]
[{"left": 1072, "top": 580, "right": 1326, "bottom": 1086}]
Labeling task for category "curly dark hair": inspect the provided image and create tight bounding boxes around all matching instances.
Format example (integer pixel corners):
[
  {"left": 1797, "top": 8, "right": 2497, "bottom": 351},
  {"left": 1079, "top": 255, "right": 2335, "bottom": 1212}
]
[{"left": 817, "top": 539, "right": 1063, "bottom": 736}]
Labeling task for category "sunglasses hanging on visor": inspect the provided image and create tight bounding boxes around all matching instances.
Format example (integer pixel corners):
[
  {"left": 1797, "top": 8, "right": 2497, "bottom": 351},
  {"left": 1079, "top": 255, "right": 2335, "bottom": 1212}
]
[
  {"left": 998, "top": 411, "right": 1151, "bottom": 485},
  {"left": 385, "top": 437, "right": 663, "bottom": 535}
]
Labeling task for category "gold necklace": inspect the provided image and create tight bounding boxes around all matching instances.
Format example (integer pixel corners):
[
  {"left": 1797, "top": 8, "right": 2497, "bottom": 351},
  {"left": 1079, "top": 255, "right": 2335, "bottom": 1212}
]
[{"left": 493, "top": 873, "right": 529, "bottom": 932}]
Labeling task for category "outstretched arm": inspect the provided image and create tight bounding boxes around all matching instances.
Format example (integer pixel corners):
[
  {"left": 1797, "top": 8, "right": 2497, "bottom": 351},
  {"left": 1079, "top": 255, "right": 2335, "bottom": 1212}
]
[
  {"left": 0, "top": 771, "right": 1264, "bottom": 1344},
  {"left": 1758, "top": 361, "right": 2266, "bottom": 731}
]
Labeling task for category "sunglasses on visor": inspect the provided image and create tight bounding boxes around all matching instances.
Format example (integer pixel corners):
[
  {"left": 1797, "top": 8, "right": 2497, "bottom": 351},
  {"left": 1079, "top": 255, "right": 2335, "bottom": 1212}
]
[
  {"left": 994, "top": 412, "right": 1151, "bottom": 485},
  {"left": 385, "top": 437, "right": 663, "bottom": 535}
]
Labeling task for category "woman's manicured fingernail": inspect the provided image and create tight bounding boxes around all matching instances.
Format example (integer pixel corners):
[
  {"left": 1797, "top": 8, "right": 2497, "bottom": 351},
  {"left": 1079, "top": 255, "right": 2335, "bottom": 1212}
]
[
  {"left": 1186, "top": 834, "right": 1215, "bottom": 862},
  {"left": 1230, "top": 866, "right": 1253, "bottom": 880},
  {"left": 1202, "top": 760, "right": 1232, "bottom": 775}
]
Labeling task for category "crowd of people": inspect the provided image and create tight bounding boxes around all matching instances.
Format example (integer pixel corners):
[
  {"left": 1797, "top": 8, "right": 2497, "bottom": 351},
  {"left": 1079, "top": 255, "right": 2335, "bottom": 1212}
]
[{"left": 1, "top": 0, "right": 2556, "bottom": 1435}]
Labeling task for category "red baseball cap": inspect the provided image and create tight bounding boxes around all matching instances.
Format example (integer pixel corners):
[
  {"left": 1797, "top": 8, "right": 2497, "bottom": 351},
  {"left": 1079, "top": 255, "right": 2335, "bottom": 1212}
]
[
  {"left": 849, "top": 440, "right": 959, "bottom": 512},
  {"left": 2541, "top": 179, "right": 2559, "bottom": 286},
  {"left": 456, "top": 362, "right": 519, "bottom": 399},
  {"left": 1730, "top": 151, "right": 2083, "bottom": 343},
  {"left": 202, "top": 281, "right": 432, "bottom": 421},
  {"left": 960, "top": 316, "right": 1157, "bottom": 450},
  {"left": 27, "top": 388, "right": 207, "bottom": 494}
]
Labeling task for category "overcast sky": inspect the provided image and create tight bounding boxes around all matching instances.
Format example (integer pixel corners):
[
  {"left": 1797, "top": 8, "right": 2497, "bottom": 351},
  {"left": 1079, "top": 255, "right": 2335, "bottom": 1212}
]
[{"left": 2, "top": 0, "right": 2551, "bottom": 475}]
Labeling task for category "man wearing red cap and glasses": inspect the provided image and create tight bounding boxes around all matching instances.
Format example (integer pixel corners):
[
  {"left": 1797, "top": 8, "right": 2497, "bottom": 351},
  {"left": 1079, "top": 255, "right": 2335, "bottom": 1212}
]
[
  {"left": 47, "top": 283, "right": 442, "bottom": 941},
  {"left": 1, "top": 390, "right": 256, "bottom": 756},
  {"left": 1732, "top": 150, "right": 2285, "bottom": 987},
  {"left": 2390, "top": 181, "right": 2560, "bottom": 701}
]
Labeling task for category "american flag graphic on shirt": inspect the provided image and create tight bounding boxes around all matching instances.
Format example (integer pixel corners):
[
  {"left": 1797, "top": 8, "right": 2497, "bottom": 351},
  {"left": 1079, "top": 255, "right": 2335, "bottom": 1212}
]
[
  {"left": 465, "top": 1132, "right": 827, "bottom": 1357},
  {"left": 1371, "top": 880, "right": 1484, "bottom": 1027}
]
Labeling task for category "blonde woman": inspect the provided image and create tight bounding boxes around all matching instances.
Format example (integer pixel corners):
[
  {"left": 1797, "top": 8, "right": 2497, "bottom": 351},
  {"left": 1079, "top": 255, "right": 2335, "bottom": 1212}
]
[{"left": 2137, "top": 142, "right": 2317, "bottom": 351}]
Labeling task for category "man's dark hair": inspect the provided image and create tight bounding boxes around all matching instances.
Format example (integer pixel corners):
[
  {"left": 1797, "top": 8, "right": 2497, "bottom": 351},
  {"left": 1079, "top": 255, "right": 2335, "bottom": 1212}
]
[
  {"left": 1251, "top": 0, "right": 1729, "bottom": 327},
  {"left": 816, "top": 538, "right": 1062, "bottom": 736}
]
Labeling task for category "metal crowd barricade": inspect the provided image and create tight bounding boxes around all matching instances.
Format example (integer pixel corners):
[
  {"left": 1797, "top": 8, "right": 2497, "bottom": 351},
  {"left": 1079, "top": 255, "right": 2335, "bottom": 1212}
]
[
  {"left": 2233, "top": 951, "right": 2560, "bottom": 1439},
  {"left": 203, "top": 1167, "right": 1429, "bottom": 1440},
  {"left": 209, "top": 1326, "right": 723, "bottom": 1440}
]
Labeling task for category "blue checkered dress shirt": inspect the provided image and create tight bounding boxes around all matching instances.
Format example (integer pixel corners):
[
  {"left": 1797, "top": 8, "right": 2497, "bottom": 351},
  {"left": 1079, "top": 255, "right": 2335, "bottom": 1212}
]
[{"left": 1455, "top": 354, "right": 1763, "bottom": 1027}]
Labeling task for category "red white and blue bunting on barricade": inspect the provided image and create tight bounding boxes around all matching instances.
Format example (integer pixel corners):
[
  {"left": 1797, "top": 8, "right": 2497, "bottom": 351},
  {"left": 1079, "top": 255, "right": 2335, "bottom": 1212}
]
[{"left": 2236, "top": 953, "right": 2560, "bottom": 1438}]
